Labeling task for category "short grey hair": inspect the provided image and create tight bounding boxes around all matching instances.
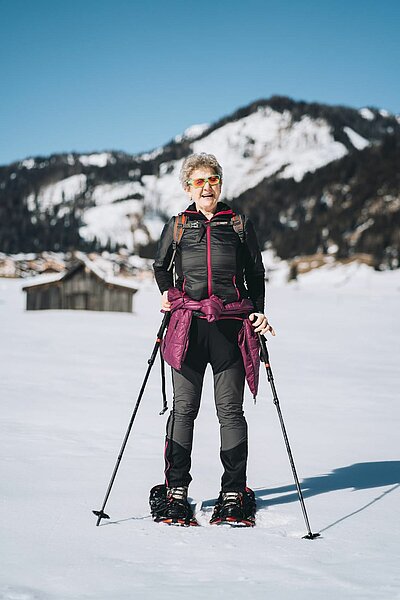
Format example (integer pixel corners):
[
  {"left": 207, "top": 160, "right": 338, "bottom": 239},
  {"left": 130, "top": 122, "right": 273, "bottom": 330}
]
[{"left": 179, "top": 153, "right": 223, "bottom": 189}]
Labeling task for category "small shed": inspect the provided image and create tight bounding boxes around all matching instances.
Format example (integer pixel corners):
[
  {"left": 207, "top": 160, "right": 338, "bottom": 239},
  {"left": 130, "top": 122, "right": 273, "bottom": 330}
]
[{"left": 22, "top": 253, "right": 138, "bottom": 312}]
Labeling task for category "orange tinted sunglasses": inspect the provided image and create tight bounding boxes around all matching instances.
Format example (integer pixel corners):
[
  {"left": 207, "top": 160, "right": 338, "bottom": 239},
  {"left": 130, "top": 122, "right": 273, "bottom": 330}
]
[{"left": 187, "top": 174, "right": 221, "bottom": 188}]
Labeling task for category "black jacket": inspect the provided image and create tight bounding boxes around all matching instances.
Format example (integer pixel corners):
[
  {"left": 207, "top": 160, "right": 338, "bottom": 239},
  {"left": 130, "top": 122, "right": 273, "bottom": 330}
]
[{"left": 153, "top": 202, "right": 265, "bottom": 313}]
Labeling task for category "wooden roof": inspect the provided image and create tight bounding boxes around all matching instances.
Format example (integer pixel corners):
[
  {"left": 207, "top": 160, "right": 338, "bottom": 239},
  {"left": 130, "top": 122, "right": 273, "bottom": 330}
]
[{"left": 22, "top": 252, "right": 138, "bottom": 293}]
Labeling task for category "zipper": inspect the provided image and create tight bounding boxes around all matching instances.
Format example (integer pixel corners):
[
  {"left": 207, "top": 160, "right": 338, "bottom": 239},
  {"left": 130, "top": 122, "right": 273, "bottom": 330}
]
[
  {"left": 206, "top": 222, "right": 212, "bottom": 296},
  {"left": 232, "top": 275, "right": 240, "bottom": 300},
  {"left": 188, "top": 210, "right": 233, "bottom": 299}
]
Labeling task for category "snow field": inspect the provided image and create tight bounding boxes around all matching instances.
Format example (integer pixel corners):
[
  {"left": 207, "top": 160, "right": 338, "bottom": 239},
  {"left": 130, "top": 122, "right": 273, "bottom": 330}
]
[{"left": 0, "top": 273, "right": 399, "bottom": 600}]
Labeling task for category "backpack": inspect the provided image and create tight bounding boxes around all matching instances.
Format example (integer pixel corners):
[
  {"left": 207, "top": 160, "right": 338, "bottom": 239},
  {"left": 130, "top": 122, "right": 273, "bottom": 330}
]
[{"left": 167, "top": 212, "right": 245, "bottom": 272}]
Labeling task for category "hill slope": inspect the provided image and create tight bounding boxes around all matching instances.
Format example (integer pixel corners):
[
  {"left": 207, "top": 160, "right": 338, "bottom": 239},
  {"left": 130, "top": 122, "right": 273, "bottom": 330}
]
[{"left": 1, "top": 95, "right": 399, "bottom": 268}]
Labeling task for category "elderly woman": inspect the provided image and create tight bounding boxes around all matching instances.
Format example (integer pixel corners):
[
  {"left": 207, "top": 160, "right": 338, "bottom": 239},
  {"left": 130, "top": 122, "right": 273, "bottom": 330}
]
[{"left": 150, "top": 152, "right": 275, "bottom": 526}]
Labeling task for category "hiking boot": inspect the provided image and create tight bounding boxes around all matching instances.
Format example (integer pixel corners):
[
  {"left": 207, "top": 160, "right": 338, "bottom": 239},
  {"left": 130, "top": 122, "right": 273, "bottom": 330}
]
[
  {"left": 210, "top": 488, "right": 256, "bottom": 526},
  {"left": 149, "top": 484, "right": 198, "bottom": 526}
]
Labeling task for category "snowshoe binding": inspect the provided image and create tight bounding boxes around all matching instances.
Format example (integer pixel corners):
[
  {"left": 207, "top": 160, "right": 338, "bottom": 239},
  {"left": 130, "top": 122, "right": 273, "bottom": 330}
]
[
  {"left": 210, "top": 487, "right": 256, "bottom": 527},
  {"left": 149, "top": 484, "right": 199, "bottom": 527}
]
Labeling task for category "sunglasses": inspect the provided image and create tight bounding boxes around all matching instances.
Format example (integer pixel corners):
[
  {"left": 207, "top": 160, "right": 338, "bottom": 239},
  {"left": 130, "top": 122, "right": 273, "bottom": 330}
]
[{"left": 187, "top": 174, "right": 221, "bottom": 188}]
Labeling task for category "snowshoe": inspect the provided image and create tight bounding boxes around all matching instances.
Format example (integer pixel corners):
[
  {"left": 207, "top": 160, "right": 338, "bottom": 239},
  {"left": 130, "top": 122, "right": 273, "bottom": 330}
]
[
  {"left": 149, "top": 484, "right": 199, "bottom": 527},
  {"left": 210, "top": 487, "right": 256, "bottom": 527}
]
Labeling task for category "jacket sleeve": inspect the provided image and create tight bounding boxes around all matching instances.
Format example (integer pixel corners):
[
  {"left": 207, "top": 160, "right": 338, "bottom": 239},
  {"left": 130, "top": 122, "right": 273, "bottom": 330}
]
[
  {"left": 153, "top": 216, "right": 175, "bottom": 293},
  {"left": 243, "top": 217, "right": 265, "bottom": 313}
]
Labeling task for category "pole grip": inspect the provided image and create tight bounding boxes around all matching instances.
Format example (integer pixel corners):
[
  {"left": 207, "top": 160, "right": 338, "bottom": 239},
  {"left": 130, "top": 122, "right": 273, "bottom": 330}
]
[{"left": 258, "top": 333, "right": 270, "bottom": 364}]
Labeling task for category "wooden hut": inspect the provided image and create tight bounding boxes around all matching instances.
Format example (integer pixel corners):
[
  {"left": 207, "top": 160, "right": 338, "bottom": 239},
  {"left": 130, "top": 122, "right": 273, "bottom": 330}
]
[{"left": 22, "top": 253, "right": 138, "bottom": 312}]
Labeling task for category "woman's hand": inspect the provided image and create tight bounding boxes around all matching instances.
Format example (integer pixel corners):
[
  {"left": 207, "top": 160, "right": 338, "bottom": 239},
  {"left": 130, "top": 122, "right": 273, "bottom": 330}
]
[
  {"left": 249, "top": 312, "right": 276, "bottom": 336},
  {"left": 161, "top": 290, "right": 171, "bottom": 311}
]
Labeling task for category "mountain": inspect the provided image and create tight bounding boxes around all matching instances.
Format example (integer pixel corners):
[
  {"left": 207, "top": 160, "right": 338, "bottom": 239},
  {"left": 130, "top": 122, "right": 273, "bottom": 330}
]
[{"left": 1, "top": 95, "right": 399, "bottom": 268}]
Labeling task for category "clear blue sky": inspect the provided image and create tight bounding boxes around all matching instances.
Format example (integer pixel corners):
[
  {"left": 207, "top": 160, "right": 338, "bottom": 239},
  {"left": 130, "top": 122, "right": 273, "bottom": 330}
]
[{"left": 0, "top": 0, "right": 399, "bottom": 166}]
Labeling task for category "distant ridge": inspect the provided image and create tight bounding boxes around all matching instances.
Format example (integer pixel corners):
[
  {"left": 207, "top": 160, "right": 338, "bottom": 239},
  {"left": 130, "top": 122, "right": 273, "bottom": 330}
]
[{"left": 1, "top": 95, "right": 399, "bottom": 270}]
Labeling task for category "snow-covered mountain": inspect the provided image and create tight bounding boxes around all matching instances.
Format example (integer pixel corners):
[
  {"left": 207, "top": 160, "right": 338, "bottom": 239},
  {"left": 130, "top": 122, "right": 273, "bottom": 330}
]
[{"left": 1, "top": 95, "right": 399, "bottom": 268}]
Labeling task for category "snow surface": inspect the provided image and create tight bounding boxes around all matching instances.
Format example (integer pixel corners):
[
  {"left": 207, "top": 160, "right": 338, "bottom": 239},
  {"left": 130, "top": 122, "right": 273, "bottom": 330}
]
[
  {"left": 91, "top": 182, "right": 144, "bottom": 206},
  {"left": 343, "top": 127, "right": 369, "bottom": 150},
  {"left": 192, "top": 108, "right": 348, "bottom": 195},
  {"left": 26, "top": 174, "right": 87, "bottom": 212},
  {"left": 21, "top": 158, "right": 36, "bottom": 169},
  {"left": 359, "top": 108, "right": 375, "bottom": 121},
  {"left": 1, "top": 265, "right": 399, "bottom": 599},
  {"left": 79, "top": 199, "right": 143, "bottom": 250},
  {"left": 19, "top": 254, "right": 140, "bottom": 291},
  {"left": 175, "top": 123, "right": 210, "bottom": 142},
  {"left": 79, "top": 153, "right": 114, "bottom": 168},
  {"left": 79, "top": 183, "right": 168, "bottom": 251}
]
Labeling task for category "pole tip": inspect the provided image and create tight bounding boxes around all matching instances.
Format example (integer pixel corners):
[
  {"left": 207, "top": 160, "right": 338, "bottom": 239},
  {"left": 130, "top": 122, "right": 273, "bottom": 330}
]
[
  {"left": 302, "top": 532, "right": 321, "bottom": 540},
  {"left": 92, "top": 509, "right": 110, "bottom": 525}
]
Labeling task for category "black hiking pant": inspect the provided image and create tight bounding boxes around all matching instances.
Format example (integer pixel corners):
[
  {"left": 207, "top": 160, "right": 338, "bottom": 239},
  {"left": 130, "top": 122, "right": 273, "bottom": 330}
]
[{"left": 164, "top": 317, "right": 248, "bottom": 492}]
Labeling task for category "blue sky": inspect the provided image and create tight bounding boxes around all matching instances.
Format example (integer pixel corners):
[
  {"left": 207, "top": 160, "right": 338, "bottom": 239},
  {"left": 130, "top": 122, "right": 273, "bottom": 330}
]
[{"left": 0, "top": 0, "right": 399, "bottom": 165}]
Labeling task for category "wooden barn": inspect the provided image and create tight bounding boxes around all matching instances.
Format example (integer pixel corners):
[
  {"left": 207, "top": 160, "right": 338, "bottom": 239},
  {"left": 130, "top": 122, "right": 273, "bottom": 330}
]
[{"left": 22, "top": 253, "right": 138, "bottom": 312}]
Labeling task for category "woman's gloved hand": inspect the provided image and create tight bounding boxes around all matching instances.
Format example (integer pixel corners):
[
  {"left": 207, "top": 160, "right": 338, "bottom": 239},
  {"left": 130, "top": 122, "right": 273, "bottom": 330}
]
[{"left": 249, "top": 313, "right": 276, "bottom": 336}]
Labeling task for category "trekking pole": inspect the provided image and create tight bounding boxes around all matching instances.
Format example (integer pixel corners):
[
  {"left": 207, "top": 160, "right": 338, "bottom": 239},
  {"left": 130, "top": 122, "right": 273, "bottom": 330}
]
[
  {"left": 93, "top": 312, "right": 170, "bottom": 526},
  {"left": 258, "top": 334, "right": 320, "bottom": 540}
]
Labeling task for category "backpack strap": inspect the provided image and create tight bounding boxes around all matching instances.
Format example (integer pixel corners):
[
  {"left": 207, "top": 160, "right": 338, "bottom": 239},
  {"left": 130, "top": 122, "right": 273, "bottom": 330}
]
[
  {"left": 173, "top": 213, "right": 187, "bottom": 246},
  {"left": 231, "top": 213, "right": 245, "bottom": 244},
  {"left": 167, "top": 213, "right": 187, "bottom": 271}
]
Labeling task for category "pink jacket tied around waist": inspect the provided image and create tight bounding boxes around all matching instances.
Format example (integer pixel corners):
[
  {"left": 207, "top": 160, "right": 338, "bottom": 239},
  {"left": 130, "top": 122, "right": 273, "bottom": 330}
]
[{"left": 161, "top": 288, "right": 260, "bottom": 398}]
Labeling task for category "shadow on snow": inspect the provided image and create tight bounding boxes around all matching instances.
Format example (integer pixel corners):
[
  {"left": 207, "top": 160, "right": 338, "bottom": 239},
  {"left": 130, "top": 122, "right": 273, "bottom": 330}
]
[
  {"left": 253, "top": 460, "right": 400, "bottom": 532},
  {"left": 100, "top": 461, "right": 400, "bottom": 530}
]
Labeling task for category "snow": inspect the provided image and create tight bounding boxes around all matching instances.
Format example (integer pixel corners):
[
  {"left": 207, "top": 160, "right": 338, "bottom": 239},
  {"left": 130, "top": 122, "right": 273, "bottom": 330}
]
[
  {"left": 21, "top": 271, "right": 65, "bottom": 288},
  {"left": 19, "top": 253, "right": 140, "bottom": 291},
  {"left": 1, "top": 265, "right": 399, "bottom": 599},
  {"left": 79, "top": 199, "right": 143, "bottom": 250},
  {"left": 191, "top": 108, "right": 348, "bottom": 195},
  {"left": 21, "top": 158, "right": 36, "bottom": 169},
  {"left": 138, "top": 146, "right": 165, "bottom": 161},
  {"left": 26, "top": 174, "right": 87, "bottom": 212},
  {"left": 140, "top": 165, "right": 186, "bottom": 216},
  {"left": 359, "top": 108, "right": 375, "bottom": 121},
  {"left": 343, "top": 127, "right": 370, "bottom": 150},
  {"left": 175, "top": 123, "right": 210, "bottom": 142},
  {"left": 289, "top": 261, "right": 400, "bottom": 294},
  {"left": 79, "top": 153, "right": 113, "bottom": 168},
  {"left": 379, "top": 109, "right": 390, "bottom": 118},
  {"left": 143, "top": 214, "right": 168, "bottom": 240},
  {"left": 91, "top": 182, "right": 144, "bottom": 205}
]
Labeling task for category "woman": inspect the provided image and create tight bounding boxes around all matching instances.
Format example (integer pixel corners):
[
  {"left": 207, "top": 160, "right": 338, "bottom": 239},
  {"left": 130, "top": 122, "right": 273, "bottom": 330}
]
[{"left": 150, "top": 152, "right": 275, "bottom": 526}]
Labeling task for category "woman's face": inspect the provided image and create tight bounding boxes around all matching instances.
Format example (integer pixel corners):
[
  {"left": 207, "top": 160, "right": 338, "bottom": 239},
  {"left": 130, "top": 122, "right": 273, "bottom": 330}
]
[{"left": 185, "top": 167, "right": 222, "bottom": 215}]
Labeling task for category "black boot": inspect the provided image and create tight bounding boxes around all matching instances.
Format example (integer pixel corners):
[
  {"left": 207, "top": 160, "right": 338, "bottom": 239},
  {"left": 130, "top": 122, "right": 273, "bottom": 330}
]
[
  {"left": 149, "top": 484, "right": 198, "bottom": 526},
  {"left": 210, "top": 488, "right": 256, "bottom": 526}
]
